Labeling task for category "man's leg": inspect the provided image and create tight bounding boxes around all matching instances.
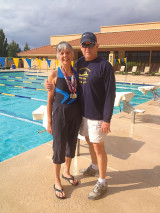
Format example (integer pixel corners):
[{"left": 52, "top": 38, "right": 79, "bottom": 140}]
[
  {"left": 92, "top": 142, "right": 107, "bottom": 179},
  {"left": 85, "top": 136, "right": 97, "bottom": 165},
  {"left": 88, "top": 142, "right": 108, "bottom": 200},
  {"left": 79, "top": 136, "right": 99, "bottom": 176}
]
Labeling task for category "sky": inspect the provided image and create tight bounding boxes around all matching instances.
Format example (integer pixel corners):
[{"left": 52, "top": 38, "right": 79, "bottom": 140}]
[{"left": 0, "top": 0, "right": 160, "bottom": 50}]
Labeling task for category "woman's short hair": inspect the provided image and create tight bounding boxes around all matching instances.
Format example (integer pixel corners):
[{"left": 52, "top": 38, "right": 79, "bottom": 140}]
[{"left": 56, "top": 41, "right": 74, "bottom": 59}]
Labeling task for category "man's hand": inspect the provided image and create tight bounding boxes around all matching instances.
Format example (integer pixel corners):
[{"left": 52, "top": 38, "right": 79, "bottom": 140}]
[
  {"left": 101, "top": 121, "right": 111, "bottom": 134},
  {"left": 44, "top": 80, "right": 53, "bottom": 91}
]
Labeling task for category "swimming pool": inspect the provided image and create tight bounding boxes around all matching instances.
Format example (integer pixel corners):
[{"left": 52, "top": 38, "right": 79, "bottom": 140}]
[
  {"left": 0, "top": 72, "right": 156, "bottom": 162},
  {"left": 0, "top": 72, "right": 53, "bottom": 162}
]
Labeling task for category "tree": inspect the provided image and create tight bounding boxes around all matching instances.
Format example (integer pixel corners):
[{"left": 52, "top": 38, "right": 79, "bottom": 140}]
[
  {"left": 8, "top": 40, "right": 21, "bottom": 57},
  {"left": 0, "top": 29, "right": 8, "bottom": 57},
  {"left": 24, "top": 42, "right": 30, "bottom": 51}
]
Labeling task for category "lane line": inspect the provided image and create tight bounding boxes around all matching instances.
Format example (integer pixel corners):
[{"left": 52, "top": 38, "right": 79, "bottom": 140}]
[
  {"left": 0, "top": 112, "right": 43, "bottom": 126},
  {"left": 0, "top": 83, "right": 46, "bottom": 91},
  {"left": 0, "top": 92, "right": 47, "bottom": 102}
]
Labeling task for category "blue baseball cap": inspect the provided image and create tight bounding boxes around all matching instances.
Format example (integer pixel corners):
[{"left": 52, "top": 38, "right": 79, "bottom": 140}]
[{"left": 80, "top": 32, "right": 97, "bottom": 44}]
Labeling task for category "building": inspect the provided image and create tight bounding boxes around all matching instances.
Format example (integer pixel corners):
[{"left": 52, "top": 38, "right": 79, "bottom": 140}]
[{"left": 17, "top": 21, "right": 160, "bottom": 73}]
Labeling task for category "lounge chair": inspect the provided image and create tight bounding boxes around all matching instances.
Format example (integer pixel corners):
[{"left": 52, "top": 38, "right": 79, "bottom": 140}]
[
  {"left": 132, "top": 66, "right": 137, "bottom": 73},
  {"left": 128, "top": 66, "right": 137, "bottom": 74},
  {"left": 143, "top": 66, "right": 150, "bottom": 75},
  {"left": 155, "top": 67, "right": 160, "bottom": 76},
  {"left": 116, "top": 65, "right": 125, "bottom": 73}
]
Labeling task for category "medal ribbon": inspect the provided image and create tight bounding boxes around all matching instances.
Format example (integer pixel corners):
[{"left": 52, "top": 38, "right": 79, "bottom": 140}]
[{"left": 61, "top": 66, "right": 77, "bottom": 94}]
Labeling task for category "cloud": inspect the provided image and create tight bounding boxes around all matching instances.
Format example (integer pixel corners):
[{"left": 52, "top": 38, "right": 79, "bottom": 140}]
[{"left": 0, "top": 0, "right": 160, "bottom": 49}]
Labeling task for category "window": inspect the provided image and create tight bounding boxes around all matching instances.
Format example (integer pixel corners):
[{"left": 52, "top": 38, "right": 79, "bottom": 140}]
[
  {"left": 115, "top": 51, "right": 119, "bottom": 59},
  {"left": 98, "top": 52, "right": 110, "bottom": 60},
  {"left": 125, "top": 51, "right": 150, "bottom": 65},
  {"left": 151, "top": 51, "right": 160, "bottom": 63}
]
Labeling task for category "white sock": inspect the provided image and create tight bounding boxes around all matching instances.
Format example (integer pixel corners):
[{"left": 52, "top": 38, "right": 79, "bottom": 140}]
[
  {"left": 98, "top": 178, "right": 106, "bottom": 186},
  {"left": 91, "top": 163, "right": 98, "bottom": 171}
]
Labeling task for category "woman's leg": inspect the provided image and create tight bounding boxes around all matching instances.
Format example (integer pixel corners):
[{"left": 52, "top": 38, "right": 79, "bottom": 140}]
[
  {"left": 61, "top": 104, "right": 81, "bottom": 185},
  {"left": 63, "top": 156, "right": 78, "bottom": 185},
  {"left": 54, "top": 163, "right": 66, "bottom": 198}
]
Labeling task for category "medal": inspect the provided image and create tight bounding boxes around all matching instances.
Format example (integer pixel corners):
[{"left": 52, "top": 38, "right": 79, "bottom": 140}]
[
  {"left": 61, "top": 66, "right": 77, "bottom": 99},
  {"left": 70, "top": 93, "right": 77, "bottom": 99}
]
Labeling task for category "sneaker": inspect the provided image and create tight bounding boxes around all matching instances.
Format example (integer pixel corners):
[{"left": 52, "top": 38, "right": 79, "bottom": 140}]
[
  {"left": 88, "top": 181, "right": 107, "bottom": 200},
  {"left": 79, "top": 165, "right": 99, "bottom": 176}
]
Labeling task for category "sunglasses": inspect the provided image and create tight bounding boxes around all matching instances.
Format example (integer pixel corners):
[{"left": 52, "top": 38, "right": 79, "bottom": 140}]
[{"left": 81, "top": 42, "right": 95, "bottom": 48}]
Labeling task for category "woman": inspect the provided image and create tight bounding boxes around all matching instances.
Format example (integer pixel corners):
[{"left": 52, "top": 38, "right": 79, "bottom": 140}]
[{"left": 47, "top": 41, "right": 81, "bottom": 199}]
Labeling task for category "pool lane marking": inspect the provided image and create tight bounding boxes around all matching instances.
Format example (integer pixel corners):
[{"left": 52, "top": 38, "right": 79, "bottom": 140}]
[
  {"left": 0, "top": 92, "right": 47, "bottom": 102},
  {"left": 0, "top": 83, "right": 46, "bottom": 91},
  {"left": 0, "top": 112, "right": 43, "bottom": 126},
  {"left": 1, "top": 75, "right": 46, "bottom": 81},
  {"left": 1, "top": 93, "right": 15, "bottom": 97},
  {"left": 0, "top": 78, "right": 44, "bottom": 84},
  {"left": 31, "top": 97, "right": 47, "bottom": 102},
  {"left": 116, "top": 86, "right": 138, "bottom": 91}
]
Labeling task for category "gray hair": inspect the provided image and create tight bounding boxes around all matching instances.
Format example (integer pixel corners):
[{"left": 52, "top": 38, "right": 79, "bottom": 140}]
[{"left": 56, "top": 41, "right": 74, "bottom": 59}]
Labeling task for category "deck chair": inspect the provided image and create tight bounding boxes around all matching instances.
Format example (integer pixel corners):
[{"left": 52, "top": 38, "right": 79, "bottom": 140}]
[
  {"left": 155, "top": 67, "right": 160, "bottom": 76},
  {"left": 115, "top": 65, "right": 125, "bottom": 73},
  {"left": 120, "top": 66, "right": 125, "bottom": 72},
  {"left": 128, "top": 66, "right": 137, "bottom": 74},
  {"left": 144, "top": 66, "right": 150, "bottom": 74},
  {"left": 132, "top": 66, "right": 137, "bottom": 73}
]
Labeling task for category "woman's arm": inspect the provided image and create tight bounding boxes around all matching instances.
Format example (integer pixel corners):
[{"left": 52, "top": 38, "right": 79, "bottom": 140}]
[{"left": 47, "top": 70, "right": 57, "bottom": 135}]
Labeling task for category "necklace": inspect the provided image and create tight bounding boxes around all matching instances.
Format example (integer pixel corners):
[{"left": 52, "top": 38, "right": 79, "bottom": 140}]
[{"left": 61, "top": 66, "right": 77, "bottom": 98}]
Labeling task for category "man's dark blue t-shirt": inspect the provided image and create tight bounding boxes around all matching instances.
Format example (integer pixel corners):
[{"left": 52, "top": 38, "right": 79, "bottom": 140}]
[{"left": 76, "top": 56, "right": 116, "bottom": 123}]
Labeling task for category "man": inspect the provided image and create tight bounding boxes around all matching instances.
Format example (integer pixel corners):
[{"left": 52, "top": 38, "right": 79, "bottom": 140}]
[
  {"left": 45, "top": 32, "right": 115, "bottom": 200},
  {"left": 76, "top": 32, "right": 115, "bottom": 200}
]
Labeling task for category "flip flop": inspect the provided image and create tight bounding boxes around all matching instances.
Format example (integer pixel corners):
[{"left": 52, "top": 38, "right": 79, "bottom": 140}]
[
  {"left": 54, "top": 184, "right": 66, "bottom": 199},
  {"left": 62, "top": 174, "right": 78, "bottom": 186}
]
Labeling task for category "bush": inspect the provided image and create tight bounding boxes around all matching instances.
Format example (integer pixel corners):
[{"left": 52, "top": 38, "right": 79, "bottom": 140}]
[
  {"left": 151, "top": 72, "right": 156, "bottom": 76},
  {"left": 121, "top": 71, "right": 126, "bottom": 75},
  {"left": 133, "top": 71, "right": 140, "bottom": 75}
]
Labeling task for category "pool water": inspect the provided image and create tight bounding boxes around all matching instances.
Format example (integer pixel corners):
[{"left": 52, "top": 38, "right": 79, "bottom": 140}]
[
  {"left": 0, "top": 72, "right": 52, "bottom": 162},
  {"left": 0, "top": 72, "right": 156, "bottom": 162}
]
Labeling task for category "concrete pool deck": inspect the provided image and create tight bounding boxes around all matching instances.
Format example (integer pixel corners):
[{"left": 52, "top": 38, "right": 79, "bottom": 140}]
[{"left": 0, "top": 73, "right": 160, "bottom": 213}]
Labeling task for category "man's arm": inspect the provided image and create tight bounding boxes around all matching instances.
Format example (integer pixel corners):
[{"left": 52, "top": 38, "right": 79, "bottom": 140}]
[
  {"left": 44, "top": 70, "right": 55, "bottom": 91},
  {"left": 101, "top": 63, "right": 116, "bottom": 133}
]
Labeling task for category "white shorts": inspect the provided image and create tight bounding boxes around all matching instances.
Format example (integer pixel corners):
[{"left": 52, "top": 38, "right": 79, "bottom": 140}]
[{"left": 79, "top": 117, "right": 107, "bottom": 143}]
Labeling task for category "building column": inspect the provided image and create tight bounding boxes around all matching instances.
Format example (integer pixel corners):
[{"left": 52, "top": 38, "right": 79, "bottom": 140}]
[
  {"left": 149, "top": 50, "right": 152, "bottom": 67},
  {"left": 109, "top": 51, "right": 115, "bottom": 66}
]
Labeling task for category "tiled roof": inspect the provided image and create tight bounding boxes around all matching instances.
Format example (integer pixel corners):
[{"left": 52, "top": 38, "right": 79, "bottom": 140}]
[
  {"left": 17, "top": 45, "right": 56, "bottom": 56},
  {"left": 18, "top": 29, "right": 160, "bottom": 56},
  {"left": 70, "top": 29, "right": 160, "bottom": 47}
]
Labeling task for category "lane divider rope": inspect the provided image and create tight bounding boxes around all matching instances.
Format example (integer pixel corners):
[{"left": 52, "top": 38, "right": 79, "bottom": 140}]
[
  {"left": 0, "top": 83, "right": 46, "bottom": 91},
  {"left": 0, "top": 112, "right": 43, "bottom": 126},
  {"left": 0, "top": 78, "right": 44, "bottom": 85},
  {"left": 1, "top": 75, "right": 46, "bottom": 81},
  {"left": 0, "top": 92, "right": 47, "bottom": 102}
]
